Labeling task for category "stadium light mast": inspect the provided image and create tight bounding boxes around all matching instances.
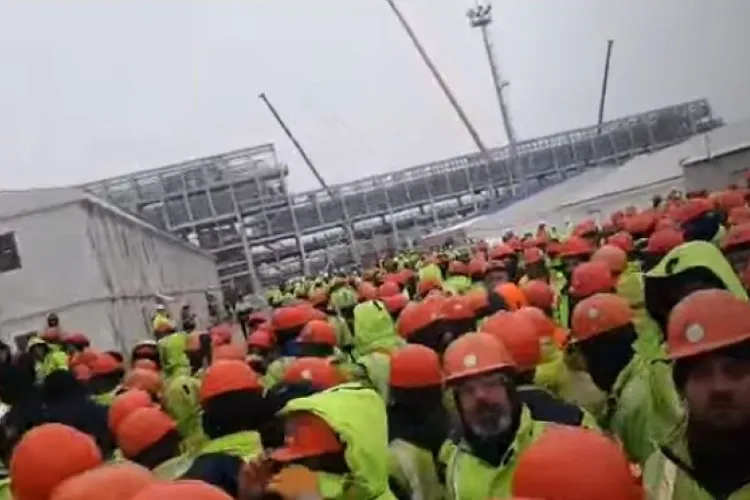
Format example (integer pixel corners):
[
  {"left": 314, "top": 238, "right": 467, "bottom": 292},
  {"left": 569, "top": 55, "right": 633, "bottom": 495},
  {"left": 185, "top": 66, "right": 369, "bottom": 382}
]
[{"left": 467, "top": 1, "right": 525, "bottom": 195}]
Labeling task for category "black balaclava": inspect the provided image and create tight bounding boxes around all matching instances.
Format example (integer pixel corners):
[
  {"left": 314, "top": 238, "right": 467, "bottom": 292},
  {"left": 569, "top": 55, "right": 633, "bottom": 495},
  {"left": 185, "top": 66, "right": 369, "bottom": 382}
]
[
  {"left": 683, "top": 212, "right": 722, "bottom": 242},
  {"left": 259, "top": 382, "right": 319, "bottom": 449},
  {"left": 88, "top": 369, "right": 125, "bottom": 396},
  {"left": 388, "top": 386, "right": 448, "bottom": 457},
  {"left": 295, "top": 343, "right": 335, "bottom": 358},
  {"left": 202, "top": 390, "right": 269, "bottom": 439},
  {"left": 645, "top": 267, "right": 726, "bottom": 338},
  {"left": 577, "top": 325, "right": 637, "bottom": 393},
  {"left": 131, "top": 430, "right": 182, "bottom": 470}
]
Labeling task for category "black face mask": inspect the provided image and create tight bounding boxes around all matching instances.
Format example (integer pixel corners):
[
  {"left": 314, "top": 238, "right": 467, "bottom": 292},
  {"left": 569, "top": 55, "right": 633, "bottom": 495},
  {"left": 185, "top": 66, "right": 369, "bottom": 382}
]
[{"left": 577, "top": 325, "right": 636, "bottom": 393}]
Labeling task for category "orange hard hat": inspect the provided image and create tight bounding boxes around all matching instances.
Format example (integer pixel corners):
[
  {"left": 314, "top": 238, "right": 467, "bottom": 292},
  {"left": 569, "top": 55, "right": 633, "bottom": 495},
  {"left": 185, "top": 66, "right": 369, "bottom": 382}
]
[
  {"left": 297, "top": 320, "right": 337, "bottom": 346},
  {"left": 465, "top": 288, "right": 489, "bottom": 314},
  {"left": 442, "top": 332, "right": 515, "bottom": 383},
  {"left": 121, "top": 369, "right": 163, "bottom": 397},
  {"left": 623, "top": 212, "right": 656, "bottom": 236},
  {"left": 417, "top": 278, "right": 442, "bottom": 297},
  {"left": 607, "top": 231, "right": 634, "bottom": 253},
  {"left": 357, "top": 282, "right": 378, "bottom": 302},
  {"left": 130, "top": 481, "right": 233, "bottom": 500},
  {"left": 468, "top": 256, "right": 488, "bottom": 277},
  {"left": 246, "top": 329, "right": 274, "bottom": 350},
  {"left": 389, "top": 344, "right": 442, "bottom": 389},
  {"left": 282, "top": 357, "right": 345, "bottom": 389},
  {"left": 108, "top": 389, "right": 155, "bottom": 433},
  {"left": 521, "top": 280, "right": 555, "bottom": 311},
  {"left": 516, "top": 307, "right": 556, "bottom": 340},
  {"left": 558, "top": 236, "right": 593, "bottom": 259},
  {"left": 481, "top": 312, "right": 540, "bottom": 370},
  {"left": 247, "top": 311, "right": 270, "bottom": 327},
  {"left": 209, "top": 324, "right": 234, "bottom": 346},
  {"left": 571, "top": 293, "right": 633, "bottom": 342},
  {"left": 512, "top": 425, "right": 643, "bottom": 500},
  {"left": 89, "top": 354, "right": 122, "bottom": 376},
  {"left": 269, "top": 413, "right": 343, "bottom": 462},
  {"left": 50, "top": 463, "right": 157, "bottom": 500},
  {"left": 572, "top": 219, "right": 597, "bottom": 237},
  {"left": 440, "top": 296, "right": 474, "bottom": 321},
  {"left": 448, "top": 261, "right": 469, "bottom": 276},
  {"left": 132, "top": 359, "right": 158, "bottom": 372},
  {"left": 199, "top": 360, "right": 262, "bottom": 403},
  {"left": 728, "top": 205, "right": 750, "bottom": 226},
  {"left": 721, "top": 222, "right": 750, "bottom": 251},
  {"left": 489, "top": 244, "right": 515, "bottom": 260},
  {"left": 645, "top": 228, "right": 684, "bottom": 255},
  {"left": 591, "top": 244, "right": 628, "bottom": 275},
  {"left": 72, "top": 364, "right": 92, "bottom": 382},
  {"left": 378, "top": 281, "right": 400, "bottom": 298},
  {"left": 65, "top": 333, "right": 90, "bottom": 348},
  {"left": 10, "top": 424, "right": 103, "bottom": 500},
  {"left": 212, "top": 343, "right": 247, "bottom": 362},
  {"left": 675, "top": 197, "right": 713, "bottom": 224},
  {"left": 273, "top": 304, "right": 326, "bottom": 332},
  {"left": 522, "top": 247, "right": 544, "bottom": 265},
  {"left": 667, "top": 289, "right": 750, "bottom": 360},
  {"left": 381, "top": 294, "right": 409, "bottom": 314},
  {"left": 115, "top": 408, "right": 177, "bottom": 459},
  {"left": 308, "top": 288, "right": 329, "bottom": 308},
  {"left": 396, "top": 301, "right": 440, "bottom": 338},
  {"left": 569, "top": 261, "right": 616, "bottom": 299},
  {"left": 493, "top": 282, "right": 528, "bottom": 311}
]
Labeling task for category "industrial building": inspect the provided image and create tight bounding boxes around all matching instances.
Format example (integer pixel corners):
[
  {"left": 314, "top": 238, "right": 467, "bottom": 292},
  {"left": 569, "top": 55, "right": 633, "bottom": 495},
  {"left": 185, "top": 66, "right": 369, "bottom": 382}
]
[
  {"left": 424, "top": 118, "right": 750, "bottom": 244},
  {"left": 83, "top": 99, "right": 717, "bottom": 292},
  {"left": 0, "top": 187, "right": 221, "bottom": 351}
]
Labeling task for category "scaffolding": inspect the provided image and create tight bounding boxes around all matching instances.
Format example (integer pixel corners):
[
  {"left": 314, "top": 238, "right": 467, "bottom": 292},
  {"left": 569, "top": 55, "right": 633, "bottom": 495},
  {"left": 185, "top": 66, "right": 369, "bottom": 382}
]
[{"left": 84, "top": 99, "right": 718, "bottom": 292}]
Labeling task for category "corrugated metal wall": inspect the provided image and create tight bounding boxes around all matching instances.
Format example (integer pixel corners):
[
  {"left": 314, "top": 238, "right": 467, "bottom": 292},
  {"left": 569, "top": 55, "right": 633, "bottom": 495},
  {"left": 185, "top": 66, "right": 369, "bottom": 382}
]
[{"left": 82, "top": 201, "right": 220, "bottom": 350}]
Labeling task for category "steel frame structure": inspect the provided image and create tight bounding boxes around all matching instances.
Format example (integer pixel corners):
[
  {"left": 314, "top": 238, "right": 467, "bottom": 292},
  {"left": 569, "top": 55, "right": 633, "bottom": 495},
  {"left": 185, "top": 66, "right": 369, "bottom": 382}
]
[{"left": 84, "top": 99, "right": 718, "bottom": 292}]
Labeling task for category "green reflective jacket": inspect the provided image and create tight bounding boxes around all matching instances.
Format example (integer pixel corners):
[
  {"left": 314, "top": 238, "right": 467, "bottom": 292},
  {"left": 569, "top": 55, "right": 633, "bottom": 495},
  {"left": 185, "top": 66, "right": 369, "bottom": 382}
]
[
  {"left": 439, "top": 406, "right": 546, "bottom": 499},
  {"left": 643, "top": 419, "right": 750, "bottom": 499},
  {"left": 281, "top": 383, "right": 397, "bottom": 500}
]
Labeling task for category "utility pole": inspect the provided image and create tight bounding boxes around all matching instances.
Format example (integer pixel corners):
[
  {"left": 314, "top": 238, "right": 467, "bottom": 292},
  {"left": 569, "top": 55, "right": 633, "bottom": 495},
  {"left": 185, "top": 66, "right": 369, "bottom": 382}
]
[
  {"left": 467, "top": 1, "right": 524, "bottom": 195},
  {"left": 597, "top": 39, "right": 615, "bottom": 133},
  {"left": 258, "top": 93, "right": 360, "bottom": 266}
]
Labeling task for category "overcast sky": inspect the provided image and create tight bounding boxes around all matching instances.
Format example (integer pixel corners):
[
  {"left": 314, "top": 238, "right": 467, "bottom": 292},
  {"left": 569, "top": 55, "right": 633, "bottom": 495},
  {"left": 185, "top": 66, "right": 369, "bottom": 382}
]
[{"left": 1, "top": 0, "right": 749, "bottom": 192}]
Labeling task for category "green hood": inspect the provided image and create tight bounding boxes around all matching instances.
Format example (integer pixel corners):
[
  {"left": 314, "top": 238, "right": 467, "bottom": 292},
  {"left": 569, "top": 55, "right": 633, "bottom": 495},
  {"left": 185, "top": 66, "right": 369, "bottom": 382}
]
[
  {"left": 330, "top": 286, "right": 358, "bottom": 311},
  {"left": 352, "top": 301, "right": 404, "bottom": 357},
  {"left": 198, "top": 430, "right": 262, "bottom": 460},
  {"left": 158, "top": 332, "right": 191, "bottom": 379},
  {"left": 418, "top": 263, "right": 443, "bottom": 284},
  {"left": 281, "top": 383, "right": 392, "bottom": 499},
  {"left": 646, "top": 241, "right": 747, "bottom": 297},
  {"left": 645, "top": 241, "right": 748, "bottom": 331}
]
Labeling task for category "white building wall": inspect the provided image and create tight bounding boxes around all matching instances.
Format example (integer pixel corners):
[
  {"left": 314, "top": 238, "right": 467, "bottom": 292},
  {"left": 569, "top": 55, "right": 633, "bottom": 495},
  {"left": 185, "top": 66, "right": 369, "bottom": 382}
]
[
  {"left": 683, "top": 150, "right": 750, "bottom": 192},
  {"left": 80, "top": 201, "right": 220, "bottom": 350},
  {"left": 0, "top": 200, "right": 220, "bottom": 351},
  {"left": 0, "top": 204, "right": 107, "bottom": 346}
]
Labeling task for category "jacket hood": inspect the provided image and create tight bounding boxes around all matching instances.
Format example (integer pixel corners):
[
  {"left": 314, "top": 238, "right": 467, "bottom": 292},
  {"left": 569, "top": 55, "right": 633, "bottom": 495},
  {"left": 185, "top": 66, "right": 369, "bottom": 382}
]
[
  {"left": 645, "top": 241, "right": 748, "bottom": 332},
  {"left": 352, "top": 301, "right": 404, "bottom": 356},
  {"left": 280, "top": 383, "right": 391, "bottom": 499},
  {"left": 157, "top": 333, "right": 191, "bottom": 378}
]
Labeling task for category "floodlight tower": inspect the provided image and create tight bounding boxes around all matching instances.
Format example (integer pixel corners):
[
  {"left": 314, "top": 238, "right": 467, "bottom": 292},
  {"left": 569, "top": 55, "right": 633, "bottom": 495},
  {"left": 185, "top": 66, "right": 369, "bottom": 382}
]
[{"left": 467, "top": 2, "right": 525, "bottom": 195}]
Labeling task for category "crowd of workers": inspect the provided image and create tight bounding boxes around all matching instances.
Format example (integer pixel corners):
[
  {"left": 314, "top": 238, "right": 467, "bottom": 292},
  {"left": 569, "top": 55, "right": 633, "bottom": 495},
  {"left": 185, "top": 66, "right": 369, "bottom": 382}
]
[{"left": 1, "top": 184, "right": 750, "bottom": 500}]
